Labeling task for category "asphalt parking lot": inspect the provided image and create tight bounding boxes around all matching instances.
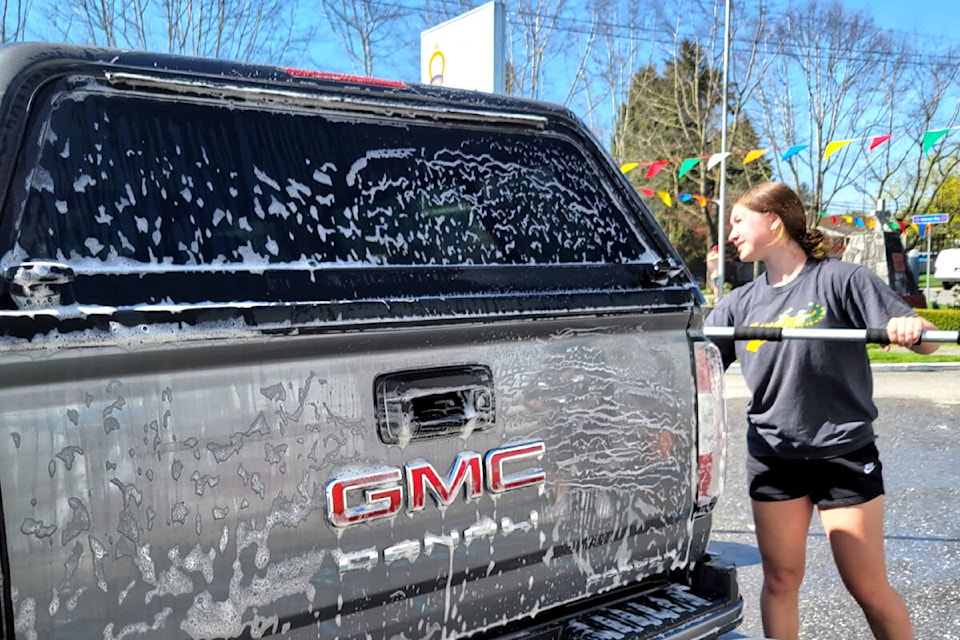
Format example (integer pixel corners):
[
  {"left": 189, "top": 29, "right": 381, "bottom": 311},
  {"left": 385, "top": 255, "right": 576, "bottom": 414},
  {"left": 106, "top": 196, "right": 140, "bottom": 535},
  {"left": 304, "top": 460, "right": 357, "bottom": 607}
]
[{"left": 716, "top": 368, "right": 960, "bottom": 640}]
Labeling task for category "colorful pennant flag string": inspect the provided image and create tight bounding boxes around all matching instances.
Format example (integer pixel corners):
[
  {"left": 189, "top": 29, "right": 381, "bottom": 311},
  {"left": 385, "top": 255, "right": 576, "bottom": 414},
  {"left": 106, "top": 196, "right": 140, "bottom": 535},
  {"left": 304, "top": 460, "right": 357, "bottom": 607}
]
[{"left": 619, "top": 125, "right": 960, "bottom": 179}]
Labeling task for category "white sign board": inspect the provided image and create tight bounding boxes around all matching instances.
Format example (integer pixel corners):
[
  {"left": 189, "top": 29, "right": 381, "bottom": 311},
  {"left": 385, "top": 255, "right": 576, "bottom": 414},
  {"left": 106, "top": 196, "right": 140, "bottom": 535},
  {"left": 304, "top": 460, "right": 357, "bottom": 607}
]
[{"left": 420, "top": 1, "right": 505, "bottom": 93}]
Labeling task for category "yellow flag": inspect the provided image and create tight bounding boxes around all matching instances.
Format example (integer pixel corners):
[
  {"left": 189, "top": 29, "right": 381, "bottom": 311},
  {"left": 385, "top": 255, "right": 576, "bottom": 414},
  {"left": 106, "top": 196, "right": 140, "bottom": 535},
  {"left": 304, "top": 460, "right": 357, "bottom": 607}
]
[
  {"left": 743, "top": 149, "right": 768, "bottom": 165},
  {"left": 824, "top": 139, "right": 853, "bottom": 159},
  {"left": 658, "top": 191, "right": 673, "bottom": 207},
  {"left": 620, "top": 162, "right": 639, "bottom": 174}
]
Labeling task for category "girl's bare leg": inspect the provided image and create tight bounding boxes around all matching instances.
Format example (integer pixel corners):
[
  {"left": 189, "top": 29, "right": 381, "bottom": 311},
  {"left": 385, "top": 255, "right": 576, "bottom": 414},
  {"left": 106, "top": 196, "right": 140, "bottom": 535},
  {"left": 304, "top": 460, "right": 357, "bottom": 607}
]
[
  {"left": 819, "top": 496, "right": 913, "bottom": 640},
  {"left": 752, "top": 497, "right": 815, "bottom": 640}
]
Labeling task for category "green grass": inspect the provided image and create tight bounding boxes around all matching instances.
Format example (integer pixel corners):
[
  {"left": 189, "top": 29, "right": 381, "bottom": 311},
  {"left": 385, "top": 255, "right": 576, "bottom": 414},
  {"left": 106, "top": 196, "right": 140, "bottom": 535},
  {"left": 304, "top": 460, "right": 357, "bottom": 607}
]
[
  {"left": 917, "top": 273, "right": 942, "bottom": 289},
  {"left": 867, "top": 344, "right": 960, "bottom": 363}
]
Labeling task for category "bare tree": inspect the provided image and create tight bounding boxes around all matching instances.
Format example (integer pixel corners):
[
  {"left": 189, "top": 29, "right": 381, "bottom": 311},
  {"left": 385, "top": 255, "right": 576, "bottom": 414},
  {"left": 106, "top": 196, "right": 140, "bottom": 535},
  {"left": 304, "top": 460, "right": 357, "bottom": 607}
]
[
  {"left": 862, "top": 44, "right": 960, "bottom": 219},
  {"left": 318, "top": 0, "right": 412, "bottom": 77},
  {"left": 1, "top": 0, "right": 31, "bottom": 43},
  {"left": 505, "top": 0, "right": 566, "bottom": 99},
  {"left": 581, "top": 0, "right": 656, "bottom": 147},
  {"left": 48, "top": 0, "right": 302, "bottom": 64},
  {"left": 754, "top": 1, "right": 901, "bottom": 220}
]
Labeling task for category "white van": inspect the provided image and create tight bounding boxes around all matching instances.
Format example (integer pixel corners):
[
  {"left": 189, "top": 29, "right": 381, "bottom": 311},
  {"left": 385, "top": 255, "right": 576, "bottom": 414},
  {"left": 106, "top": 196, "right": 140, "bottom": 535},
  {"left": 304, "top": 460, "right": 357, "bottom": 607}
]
[{"left": 934, "top": 247, "right": 960, "bottom": 289}]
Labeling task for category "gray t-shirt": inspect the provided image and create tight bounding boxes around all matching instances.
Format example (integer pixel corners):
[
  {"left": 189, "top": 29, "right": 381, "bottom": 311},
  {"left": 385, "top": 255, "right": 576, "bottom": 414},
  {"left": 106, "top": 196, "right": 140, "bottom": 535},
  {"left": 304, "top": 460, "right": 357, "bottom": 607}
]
[{"left": 706, "top": 258, "right": 914, "bottom": 459}]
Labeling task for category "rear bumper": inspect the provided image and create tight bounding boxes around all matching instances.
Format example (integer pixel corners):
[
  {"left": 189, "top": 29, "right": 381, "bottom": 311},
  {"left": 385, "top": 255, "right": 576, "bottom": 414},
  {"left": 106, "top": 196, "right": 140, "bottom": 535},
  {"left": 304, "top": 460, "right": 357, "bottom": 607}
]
[{"left": 495, "top": 556, "right": 742, "bottom": 640}]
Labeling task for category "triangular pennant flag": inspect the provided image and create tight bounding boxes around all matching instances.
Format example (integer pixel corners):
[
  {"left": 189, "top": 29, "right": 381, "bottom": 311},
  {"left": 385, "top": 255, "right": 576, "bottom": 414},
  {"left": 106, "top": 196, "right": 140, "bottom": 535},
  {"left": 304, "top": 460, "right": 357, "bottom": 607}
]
[
  {"left": 922, "top": 129, "right": 950, "bottom": 154},
  {"left": 832, "top": 216, "right": 838, "bottom": 225},
  {"left": 824, "top": 139, "right": 853, "bottom": 159},
  {"left": 645, "top": 160, "right": 670, "bottom": 178},
  {"left": 868, "top": 135, "right": 892, "bottom": 151},
  {"left": 706, "top": 152, "right": 731, "bottom": 170},
  {"left": 677, "top": 158, "right": 701, "bottom": 178},
  {"left": 678, "top": 193, "right": 692, "bottom": 203},
  {"left": 843, "top": 215, "right": 853, "bottom": 223},
  {"left": 854, "top": 217, "right": 865, "bottom": 227},
  {"left": 620, "top": 162, "right": 640, "bottom": 174},
  {"left": 817, "top": 211, "right": 828, "bottom": 217},
  {"left": 866, "top": 219, "right": 875, "bottom": 228},
  {"left": 640, "top": 188, "right": 655, "bottom": 198},
  {"left": 693, "top": 195, "right": 709, "bottom": 206},
  {"left": 658, "top": 191, "right": 673, "bottom": 207},
  {"left": 743, "top": 149, "right": 768, "bottom": 165},
  {"left": 781, "top": 145, "right": 808, "bottom": 161}
]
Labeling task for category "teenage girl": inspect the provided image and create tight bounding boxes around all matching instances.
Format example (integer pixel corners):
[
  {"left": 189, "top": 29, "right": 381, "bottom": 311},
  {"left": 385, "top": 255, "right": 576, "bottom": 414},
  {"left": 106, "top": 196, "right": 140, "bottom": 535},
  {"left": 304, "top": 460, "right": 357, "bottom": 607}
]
[{"left": 706, "top": 182, "right": 938, "bottom": 640}]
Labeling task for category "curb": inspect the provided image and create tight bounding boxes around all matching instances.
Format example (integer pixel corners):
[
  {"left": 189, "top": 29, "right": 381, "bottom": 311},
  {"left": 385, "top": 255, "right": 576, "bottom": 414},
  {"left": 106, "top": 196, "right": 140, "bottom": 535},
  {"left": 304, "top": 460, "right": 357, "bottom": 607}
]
[
  {"left": 728, "top": 362, "right": 960, "bottom": 374},
  {"left": 869, "top": 362, "right": 960, "bottom": 371}
]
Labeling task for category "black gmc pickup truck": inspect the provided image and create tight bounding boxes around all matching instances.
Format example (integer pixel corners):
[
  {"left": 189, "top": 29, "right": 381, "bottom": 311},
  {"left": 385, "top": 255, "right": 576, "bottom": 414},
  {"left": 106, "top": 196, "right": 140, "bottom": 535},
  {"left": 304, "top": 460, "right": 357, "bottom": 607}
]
[{"left": 0, "top": 43, "right": 741, "bottom": 639}]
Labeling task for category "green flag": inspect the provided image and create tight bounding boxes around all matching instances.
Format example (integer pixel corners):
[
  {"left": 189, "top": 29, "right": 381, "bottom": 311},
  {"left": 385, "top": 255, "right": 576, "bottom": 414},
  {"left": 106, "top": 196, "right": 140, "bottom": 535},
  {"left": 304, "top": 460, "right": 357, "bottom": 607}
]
[
  {"left": 677, "top": 158, "right": 701, "bottom": 178},
  {"left": 922, "top": 129, "right": 950, "bottom": 154}
]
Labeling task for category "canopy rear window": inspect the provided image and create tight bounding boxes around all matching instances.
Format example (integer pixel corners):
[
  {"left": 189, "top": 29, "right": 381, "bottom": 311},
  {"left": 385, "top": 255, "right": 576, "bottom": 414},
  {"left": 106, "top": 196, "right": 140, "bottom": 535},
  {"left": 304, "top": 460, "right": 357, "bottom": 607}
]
[{"left": 6, "top": 83, "right": 655, "bottom": 270}]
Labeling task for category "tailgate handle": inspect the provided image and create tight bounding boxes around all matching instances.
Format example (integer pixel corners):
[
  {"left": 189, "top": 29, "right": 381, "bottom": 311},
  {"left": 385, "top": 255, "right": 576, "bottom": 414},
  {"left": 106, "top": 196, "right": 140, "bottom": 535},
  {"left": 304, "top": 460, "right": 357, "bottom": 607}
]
[
  {"left": 3, "top": 261, "right": 76, "bottom": 308},
  {"left": 375, "top": 365, "right": 495, "bottom": 445}
]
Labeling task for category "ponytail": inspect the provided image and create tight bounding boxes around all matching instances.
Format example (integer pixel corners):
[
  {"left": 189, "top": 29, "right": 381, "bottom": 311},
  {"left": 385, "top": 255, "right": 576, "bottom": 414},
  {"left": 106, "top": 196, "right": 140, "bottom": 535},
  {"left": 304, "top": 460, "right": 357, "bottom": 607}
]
[{"left": 799, "top": 228, "right": 830, "bottom": 260}]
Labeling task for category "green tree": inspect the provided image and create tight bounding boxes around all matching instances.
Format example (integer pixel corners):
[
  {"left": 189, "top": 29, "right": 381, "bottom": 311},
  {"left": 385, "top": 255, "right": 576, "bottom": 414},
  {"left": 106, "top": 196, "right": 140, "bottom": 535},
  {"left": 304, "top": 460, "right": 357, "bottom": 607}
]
[
  {"left": 926, "top": 174, "right": 960, "bottom": 249},
  {"left": 613, "top": 39, "right": 772, "bottom": 266}
]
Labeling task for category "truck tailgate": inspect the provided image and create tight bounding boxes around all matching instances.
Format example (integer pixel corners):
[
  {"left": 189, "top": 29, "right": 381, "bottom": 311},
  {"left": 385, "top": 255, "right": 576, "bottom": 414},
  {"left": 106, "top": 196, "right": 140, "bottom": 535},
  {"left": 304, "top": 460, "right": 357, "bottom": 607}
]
[{"left": 0, "top": 311, "right": 700, "bottom": 639}]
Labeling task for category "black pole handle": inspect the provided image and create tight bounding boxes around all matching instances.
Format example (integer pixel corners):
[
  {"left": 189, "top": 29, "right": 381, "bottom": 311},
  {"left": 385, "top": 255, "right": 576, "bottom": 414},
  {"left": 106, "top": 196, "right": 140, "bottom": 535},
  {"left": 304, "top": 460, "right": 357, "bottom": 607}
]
[{"left": 703, "top": 327, "right": 960, "bottom": 344}]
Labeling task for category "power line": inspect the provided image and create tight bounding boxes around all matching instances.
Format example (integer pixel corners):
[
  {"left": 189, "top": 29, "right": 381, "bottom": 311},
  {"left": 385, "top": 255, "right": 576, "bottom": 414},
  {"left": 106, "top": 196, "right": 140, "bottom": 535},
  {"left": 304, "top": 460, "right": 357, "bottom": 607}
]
[{"left": 385, "top": 0, "right": 960, "bottom": 67}]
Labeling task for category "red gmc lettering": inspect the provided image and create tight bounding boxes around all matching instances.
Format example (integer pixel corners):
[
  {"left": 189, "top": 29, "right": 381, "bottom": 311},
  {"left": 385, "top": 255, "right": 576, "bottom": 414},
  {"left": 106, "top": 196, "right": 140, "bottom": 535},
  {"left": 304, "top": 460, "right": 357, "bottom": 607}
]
[
  {"left": 406, "top": 452, "right": 483, "bottom": 511},
  {"left": 485, "top": 441, "right": 546, "bottom": 493},
  {"left": 325, "top": 441, "right": 546, "bottom": 527},
  {"left": 325, "top": 468, "right": 403, "bottom": 527}
]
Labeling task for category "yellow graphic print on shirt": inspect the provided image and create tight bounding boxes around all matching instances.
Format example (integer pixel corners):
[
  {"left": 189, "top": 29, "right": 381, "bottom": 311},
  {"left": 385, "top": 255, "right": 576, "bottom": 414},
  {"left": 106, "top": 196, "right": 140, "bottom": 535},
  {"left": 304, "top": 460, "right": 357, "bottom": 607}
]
[{"left": 745, "top": 302, "right": 826, "bottom": 352}]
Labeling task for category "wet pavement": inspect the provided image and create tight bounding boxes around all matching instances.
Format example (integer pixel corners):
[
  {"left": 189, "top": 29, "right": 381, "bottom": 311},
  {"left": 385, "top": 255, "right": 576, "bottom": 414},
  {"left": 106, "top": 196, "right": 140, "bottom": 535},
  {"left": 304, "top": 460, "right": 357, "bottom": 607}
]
[{"left": 716, "top": 369, "right": 960, "bottom": 640}]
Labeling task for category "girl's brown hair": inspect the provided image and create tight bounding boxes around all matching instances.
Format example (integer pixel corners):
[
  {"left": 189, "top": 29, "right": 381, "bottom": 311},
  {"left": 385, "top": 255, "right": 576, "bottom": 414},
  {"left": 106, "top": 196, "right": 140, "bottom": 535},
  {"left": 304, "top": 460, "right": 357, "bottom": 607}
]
[{"left": 736, "top": 182, "right": 830, "bottom": 260}]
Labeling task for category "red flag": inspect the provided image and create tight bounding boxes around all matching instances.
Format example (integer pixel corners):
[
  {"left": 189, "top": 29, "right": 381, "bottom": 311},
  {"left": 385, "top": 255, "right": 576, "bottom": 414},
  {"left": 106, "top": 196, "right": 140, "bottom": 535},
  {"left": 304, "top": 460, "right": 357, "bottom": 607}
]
[
  {"left": 644, "top": 160, "right": 670, "bottom": 178},
  {"left": 868, "top": 135, "right": 892, "bottom": 151},
  {"left": 640, "top": 188, "right": 655, "bottom": 198}
]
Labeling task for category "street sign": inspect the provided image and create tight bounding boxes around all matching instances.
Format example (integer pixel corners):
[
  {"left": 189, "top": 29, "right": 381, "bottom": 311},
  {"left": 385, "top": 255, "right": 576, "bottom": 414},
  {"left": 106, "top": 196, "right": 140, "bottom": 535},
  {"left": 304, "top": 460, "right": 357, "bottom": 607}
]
[
  {"left": 909, "top": 213, "right": 950, "bottom": 303},
  {"left": 912, "top": 213, "right": 949, "bottom": 225}
]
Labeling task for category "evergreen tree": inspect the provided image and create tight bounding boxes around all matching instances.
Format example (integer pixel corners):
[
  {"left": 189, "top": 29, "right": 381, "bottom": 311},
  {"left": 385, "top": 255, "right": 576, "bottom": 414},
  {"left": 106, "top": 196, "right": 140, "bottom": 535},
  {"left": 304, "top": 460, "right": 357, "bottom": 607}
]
[{"left": 613, "top": 39, "right": 772, "bottom": 269}]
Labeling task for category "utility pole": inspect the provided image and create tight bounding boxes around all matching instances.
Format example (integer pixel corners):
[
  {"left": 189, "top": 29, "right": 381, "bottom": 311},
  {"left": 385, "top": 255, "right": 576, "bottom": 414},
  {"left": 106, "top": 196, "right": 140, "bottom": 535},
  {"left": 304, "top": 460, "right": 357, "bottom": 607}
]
[{"left": 716, "top": 0, "right": 731, "bottom": 300}]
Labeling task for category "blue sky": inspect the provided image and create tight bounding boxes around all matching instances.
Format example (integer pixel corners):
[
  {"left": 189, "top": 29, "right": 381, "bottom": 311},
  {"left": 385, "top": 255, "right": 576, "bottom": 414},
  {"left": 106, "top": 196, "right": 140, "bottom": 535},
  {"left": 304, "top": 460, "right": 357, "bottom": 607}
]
[{"left": 841, "top": 0, "right": 959, "bottom": 42}]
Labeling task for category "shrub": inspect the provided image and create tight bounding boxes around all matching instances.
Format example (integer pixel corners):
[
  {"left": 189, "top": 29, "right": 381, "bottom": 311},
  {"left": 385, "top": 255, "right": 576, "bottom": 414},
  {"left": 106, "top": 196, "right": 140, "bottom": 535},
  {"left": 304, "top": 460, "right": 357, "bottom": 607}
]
[{"left": 915, "top": 308, "right": 960, "bottom": 331}]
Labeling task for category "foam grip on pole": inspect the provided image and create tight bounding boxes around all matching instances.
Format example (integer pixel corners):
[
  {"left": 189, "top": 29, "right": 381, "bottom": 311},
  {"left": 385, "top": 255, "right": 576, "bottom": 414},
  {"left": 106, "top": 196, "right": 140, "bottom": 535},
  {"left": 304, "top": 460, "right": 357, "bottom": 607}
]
[
  {"left": 865, "top": 328, "right": 891, "bottom": 344},
  {"left": 732, "top": 326, "right": 783, "bottom": 341}
]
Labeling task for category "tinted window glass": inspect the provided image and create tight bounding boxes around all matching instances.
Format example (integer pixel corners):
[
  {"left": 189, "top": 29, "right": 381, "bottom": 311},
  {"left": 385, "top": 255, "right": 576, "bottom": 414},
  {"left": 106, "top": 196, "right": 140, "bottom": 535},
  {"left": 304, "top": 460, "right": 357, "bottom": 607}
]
[{"left": 9, "top": 86, "right": 652, "bottom": 268}]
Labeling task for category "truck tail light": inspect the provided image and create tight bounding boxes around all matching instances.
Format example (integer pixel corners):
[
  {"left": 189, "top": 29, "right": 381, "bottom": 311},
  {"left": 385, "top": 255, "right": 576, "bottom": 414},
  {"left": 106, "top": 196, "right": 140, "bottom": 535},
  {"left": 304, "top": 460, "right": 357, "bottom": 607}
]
[
  {"left": 284, "top": 67, "right": 406, "bottom": 89},
  {"left": 694, "top": 341, "right": 727, "bottom": 508}
]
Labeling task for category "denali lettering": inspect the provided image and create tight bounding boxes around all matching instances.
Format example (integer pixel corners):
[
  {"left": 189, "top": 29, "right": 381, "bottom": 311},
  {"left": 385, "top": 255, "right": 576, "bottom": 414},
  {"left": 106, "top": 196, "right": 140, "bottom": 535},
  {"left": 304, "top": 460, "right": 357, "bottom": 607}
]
[
  {"left": 338, "top": 511, "right": 541, "bottom": 574},
  {"left": 325, "top": 440, "right": 546, "bottom": 527}
]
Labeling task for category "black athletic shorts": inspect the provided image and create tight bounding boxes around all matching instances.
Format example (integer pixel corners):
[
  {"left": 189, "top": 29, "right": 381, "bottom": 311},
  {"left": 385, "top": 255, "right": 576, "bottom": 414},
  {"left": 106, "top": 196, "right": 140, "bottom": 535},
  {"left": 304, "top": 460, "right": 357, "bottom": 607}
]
[{"left": 746, "top": 442, "right": 885, "bottom": 508}]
